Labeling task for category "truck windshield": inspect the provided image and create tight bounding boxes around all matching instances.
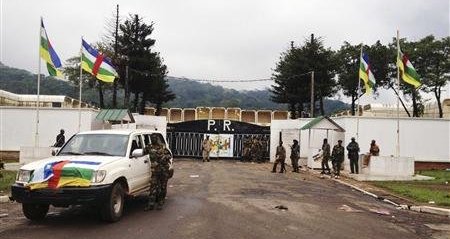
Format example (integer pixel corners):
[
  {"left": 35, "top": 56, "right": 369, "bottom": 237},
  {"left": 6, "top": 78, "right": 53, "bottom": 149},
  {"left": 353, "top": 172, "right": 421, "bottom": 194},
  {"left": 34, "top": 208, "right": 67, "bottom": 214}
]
[{"left": 58, "top": 134, "right": 129, "bottom": 157}]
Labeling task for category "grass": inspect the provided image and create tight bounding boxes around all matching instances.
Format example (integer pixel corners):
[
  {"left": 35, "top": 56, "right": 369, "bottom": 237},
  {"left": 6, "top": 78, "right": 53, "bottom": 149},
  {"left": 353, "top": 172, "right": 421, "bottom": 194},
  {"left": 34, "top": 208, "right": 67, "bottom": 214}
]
[
  {"left": 372, "top": 170, "right": 450, "bottom": 207},
  {"left": 0, "top": 170, "right": 17, "bottom": 194}
]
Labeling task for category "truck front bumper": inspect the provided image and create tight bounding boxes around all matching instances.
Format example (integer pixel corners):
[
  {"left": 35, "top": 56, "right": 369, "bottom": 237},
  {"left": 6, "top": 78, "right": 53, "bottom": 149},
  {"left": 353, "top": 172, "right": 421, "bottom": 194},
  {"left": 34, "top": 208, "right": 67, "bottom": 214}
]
[{"left": 11, "top": 183, "right": 112, "bottom": 206}]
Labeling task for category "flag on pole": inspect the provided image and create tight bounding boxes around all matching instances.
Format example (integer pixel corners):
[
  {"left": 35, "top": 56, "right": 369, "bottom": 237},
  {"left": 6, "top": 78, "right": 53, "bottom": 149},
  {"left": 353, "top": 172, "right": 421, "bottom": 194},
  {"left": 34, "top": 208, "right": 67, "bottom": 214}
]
[
  {"left": 359, "top": 53, "right": 376, "bottom": 95},
  {"left": 397, "top": 49, "right": 421, "bottom": 88},
  {"left": 81, "top": 39, "right": 118, "bottom": 83},
  {"left": 40, "top": 19, "right": 64, "bottom": 78}
]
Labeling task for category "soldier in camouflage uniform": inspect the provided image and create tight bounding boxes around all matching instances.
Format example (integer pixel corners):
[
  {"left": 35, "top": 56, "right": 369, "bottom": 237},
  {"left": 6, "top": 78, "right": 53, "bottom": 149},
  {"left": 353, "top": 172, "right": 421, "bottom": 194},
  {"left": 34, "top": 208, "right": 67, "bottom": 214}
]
[
  {"left": 250, "top": 136, "right": 259, "bottom": 162},
  {"left": 241, "top": 136, "right": 251, "bottom": 162},
  {"left": 331, "top": 140, "right": 345, "bottom": 179},
  {"left": 346, "top": 137, "right": 360, "bottom": 174},
  {"left": 144, "top": 134, "right": 172, "bottom": 211},
  {"left": 260, "top": 135, "right": 268, "bottom": 163},
  {"left": 290, "top": 139, "right": 300, "bottom": 172},
  {"left": 272, "top": 141, "right": 286, "bottom": 173},
  {"left": 321, "top": 138, "right": 331, "bottom": 175},
  {"left": 256, "top": 135, "right": 264, "bottom": 163}
]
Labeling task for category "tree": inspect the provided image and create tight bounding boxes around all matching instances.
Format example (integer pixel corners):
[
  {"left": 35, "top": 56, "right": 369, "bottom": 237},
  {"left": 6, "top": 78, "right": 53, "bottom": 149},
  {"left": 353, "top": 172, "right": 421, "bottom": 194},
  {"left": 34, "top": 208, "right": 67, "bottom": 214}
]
[
  {"left": 302, "top": 34, "right": 338, "bottom": 115},
  {"left": 101, "top": 4, "right": 121, "bottom": 108},
  {"left": 118, "top": 14, "right": 156, "bottom": 111},
  {"left": 416, "top": 36, "right": 450, "bottom": 118},
  {"left": 63, "top": 56, "right": 104, "bottom": 106},
  {"left": 271, "top": 35, "right": 337, "bottom": 118},
  {"left": 391, "top": 38, "right": 423, "bottom": 117},
  {"left": 118, "top": 14, "right": 174, "bottom": 113},
  {"left": 270, "top": 41, "right": 310, "bottom": 118},
  {"left": 336, "top": 42, "right": 364, "bottom": 115}
]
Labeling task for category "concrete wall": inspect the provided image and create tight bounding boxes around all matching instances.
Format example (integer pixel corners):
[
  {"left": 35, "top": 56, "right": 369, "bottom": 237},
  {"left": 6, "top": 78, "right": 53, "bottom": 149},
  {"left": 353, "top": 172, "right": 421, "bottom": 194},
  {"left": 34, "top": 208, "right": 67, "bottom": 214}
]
[
  {"left": 362, "top": 156, "right": 415, "bottom": 176},
  {"left": 333, "top": 117, "right": 450, "bottom": 162},
  {"left": 270, "top": 117, "right": 450, "bottom": 167},
  {"left": 134, "top": 115, "right": 167, "bottom": 137},
  {"left": 270, "top": 119, "right": 309, "bottom": 163},
  {"left": 0, "top": 107, "right": 101, "bottom": 151}
]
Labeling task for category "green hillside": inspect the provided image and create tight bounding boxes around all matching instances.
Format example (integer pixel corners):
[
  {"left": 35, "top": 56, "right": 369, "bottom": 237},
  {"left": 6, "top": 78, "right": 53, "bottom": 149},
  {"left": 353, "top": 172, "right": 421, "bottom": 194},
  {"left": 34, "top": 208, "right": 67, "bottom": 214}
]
[{"left": 0, "top": 62, "right": 348, "bottom": 113}]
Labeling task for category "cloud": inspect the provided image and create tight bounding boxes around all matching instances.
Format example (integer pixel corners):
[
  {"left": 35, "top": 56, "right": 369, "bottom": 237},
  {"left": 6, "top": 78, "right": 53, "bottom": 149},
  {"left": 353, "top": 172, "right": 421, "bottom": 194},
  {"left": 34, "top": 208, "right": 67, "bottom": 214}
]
[{"left": 1, "top": 0, "right": 448, "bottom": 96}]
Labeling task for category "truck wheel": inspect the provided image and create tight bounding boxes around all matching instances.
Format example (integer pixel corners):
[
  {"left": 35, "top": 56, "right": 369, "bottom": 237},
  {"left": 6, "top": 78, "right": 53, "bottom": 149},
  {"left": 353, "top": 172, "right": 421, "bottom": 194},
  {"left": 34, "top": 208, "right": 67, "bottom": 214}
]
[
  {"left": 101, "top": 182, "right": 124, "bottom": 222},
  {"left": 22, "top": 203, "right": 49, "bottom": 221}
]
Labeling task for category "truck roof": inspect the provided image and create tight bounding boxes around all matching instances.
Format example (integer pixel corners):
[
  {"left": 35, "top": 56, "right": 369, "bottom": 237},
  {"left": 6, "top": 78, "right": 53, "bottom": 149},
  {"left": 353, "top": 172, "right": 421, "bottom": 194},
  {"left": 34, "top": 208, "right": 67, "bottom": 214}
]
[{"left": 77, "top": 129, "right": 161, "bottom": 136}]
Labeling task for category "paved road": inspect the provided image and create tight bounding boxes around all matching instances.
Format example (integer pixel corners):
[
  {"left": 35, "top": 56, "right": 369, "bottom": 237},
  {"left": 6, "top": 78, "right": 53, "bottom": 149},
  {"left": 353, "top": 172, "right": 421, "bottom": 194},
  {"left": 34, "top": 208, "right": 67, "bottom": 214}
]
[{"left": 1, "top": 160, "right": 449, "bottom": 239}]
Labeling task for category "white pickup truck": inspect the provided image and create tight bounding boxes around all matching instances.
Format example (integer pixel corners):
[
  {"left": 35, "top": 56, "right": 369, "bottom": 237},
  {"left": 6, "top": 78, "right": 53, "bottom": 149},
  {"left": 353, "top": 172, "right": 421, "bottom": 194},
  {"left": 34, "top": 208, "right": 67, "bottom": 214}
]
[{"left": 11, "top": 129, "right": 174, "bottom": 222}]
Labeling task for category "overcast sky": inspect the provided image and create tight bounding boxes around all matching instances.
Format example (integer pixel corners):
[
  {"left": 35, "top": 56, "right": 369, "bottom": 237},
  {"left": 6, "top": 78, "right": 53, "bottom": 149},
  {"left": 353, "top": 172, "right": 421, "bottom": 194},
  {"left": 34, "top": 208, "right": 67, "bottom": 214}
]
[{"left": 0, "top": 0, "right": 449, "bottom": 103}]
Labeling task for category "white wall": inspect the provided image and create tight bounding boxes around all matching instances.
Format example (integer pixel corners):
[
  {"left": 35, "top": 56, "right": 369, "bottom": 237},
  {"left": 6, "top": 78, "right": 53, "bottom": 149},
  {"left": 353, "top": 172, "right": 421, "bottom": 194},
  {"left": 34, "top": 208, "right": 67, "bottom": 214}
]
[
  {"left": 270, "top": 119, "right": 311, "bottom": 163},
  {"left": 270, "top": 117, "right": 450, "bottom": 166},
  {"left": 333, "top": 117, "right": 450, "bottom": 162},
  {"left": 0, "top": 107, "right": 101, "bottom": 151},
  {"left": 133, "top": 115, "right": 167, "bottom": 137}
]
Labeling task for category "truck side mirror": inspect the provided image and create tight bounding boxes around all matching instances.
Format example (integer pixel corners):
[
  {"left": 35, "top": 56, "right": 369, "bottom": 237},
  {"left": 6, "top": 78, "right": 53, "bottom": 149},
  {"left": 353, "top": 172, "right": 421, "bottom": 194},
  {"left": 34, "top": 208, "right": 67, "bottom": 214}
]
[{"left": 131, "top": 149, "right": 144, "bottom": 158}]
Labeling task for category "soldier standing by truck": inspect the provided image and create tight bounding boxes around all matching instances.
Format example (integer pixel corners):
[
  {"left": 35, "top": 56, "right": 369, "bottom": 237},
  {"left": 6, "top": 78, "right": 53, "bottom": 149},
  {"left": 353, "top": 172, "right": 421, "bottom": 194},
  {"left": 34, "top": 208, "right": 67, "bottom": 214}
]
[{"left": 145, "top": 134, "right": 172, "bottom": 211}]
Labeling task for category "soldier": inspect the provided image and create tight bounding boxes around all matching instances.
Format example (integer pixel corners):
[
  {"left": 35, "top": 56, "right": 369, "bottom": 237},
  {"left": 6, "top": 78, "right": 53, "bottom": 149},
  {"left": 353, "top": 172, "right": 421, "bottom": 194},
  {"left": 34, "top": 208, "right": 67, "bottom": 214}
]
[
  {"left": 369, "top": 140, "right": 380, "bottom": 156},
  {"left": 363, "top": 140, "right": 380, "bottom": 167},
  {"left": 321, "top": 138, "right": 331, "bottom": 175},
  {"left": 250, "top": 136, "right": 260, "bottom": 162},
  {"left": 331, "top": 140, "right": 345, "bottom": 179},
  {"left": 272, "top": 141, "right": 286, "bottom": 173},
  {"left": 290, "top": 139, "right": 300, "bottom": 173},
  {"left": 202, "top": 135, "right": 212, "bottom": 162},
  {"left": 241, "top": 136, "right": 250, "bottom": 162},
  {"left": 256, "top": 135, "right": 264, "bottom": 163},
  {"left": 346, "top": 137, "right": 360, "bottom": 174},
  {"left": 53, "top": 129, "right": 65, "bottom": 147},
  {"left": 144, "top": 134, "right": 171, "bottom": 211},
  {"left": 260, "top": 135, "right": 269, "bottom": 162}
]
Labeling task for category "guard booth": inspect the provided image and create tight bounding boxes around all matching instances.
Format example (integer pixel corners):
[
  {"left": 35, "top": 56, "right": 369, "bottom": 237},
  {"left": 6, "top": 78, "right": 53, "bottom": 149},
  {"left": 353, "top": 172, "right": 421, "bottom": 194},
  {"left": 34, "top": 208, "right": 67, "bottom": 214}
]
[
  {"left": 167, "top": 119, "right": 270, "bottom": 160},
  {"left": 96, "top": 109, "right": 135, "bottom": 129},
  {"left": 300, "top": 116, "right": 345, "bottom": 169}
]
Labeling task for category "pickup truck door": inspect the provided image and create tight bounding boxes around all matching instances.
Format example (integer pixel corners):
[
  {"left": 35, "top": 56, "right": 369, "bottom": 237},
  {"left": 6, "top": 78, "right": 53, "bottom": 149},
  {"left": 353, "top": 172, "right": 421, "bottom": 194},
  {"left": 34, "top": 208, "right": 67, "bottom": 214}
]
[{"left": 128, "top": 134, "right": 150, "bottom": 192}]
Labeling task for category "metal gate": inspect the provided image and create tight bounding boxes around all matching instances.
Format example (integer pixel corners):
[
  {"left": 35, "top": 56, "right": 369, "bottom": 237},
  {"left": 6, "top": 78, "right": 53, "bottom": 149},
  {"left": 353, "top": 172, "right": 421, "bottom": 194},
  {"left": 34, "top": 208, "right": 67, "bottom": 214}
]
[{"left": 166, "top": 120, "right": 270, "bottom": 159}]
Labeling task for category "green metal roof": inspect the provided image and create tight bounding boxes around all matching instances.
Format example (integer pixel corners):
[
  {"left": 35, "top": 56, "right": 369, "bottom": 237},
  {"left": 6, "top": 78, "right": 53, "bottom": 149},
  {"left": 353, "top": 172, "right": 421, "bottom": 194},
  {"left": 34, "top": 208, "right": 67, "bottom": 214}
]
[
  {"left": 96, "top": 109, "right": 133, "bottom": 122},
  {"left": 300, "top": 116, "right": 345, "bottom": 132},
  {"left": 301, "top": 116, "right": 325, "bottom": 130}
]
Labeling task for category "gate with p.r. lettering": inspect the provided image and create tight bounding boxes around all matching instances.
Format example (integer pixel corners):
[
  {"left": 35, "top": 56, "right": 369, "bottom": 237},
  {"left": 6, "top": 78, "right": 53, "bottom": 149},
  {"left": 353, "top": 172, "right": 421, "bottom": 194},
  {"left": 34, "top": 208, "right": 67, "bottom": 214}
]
[{"left": 166, "top": 119, "right": 270, "bottom": 159}]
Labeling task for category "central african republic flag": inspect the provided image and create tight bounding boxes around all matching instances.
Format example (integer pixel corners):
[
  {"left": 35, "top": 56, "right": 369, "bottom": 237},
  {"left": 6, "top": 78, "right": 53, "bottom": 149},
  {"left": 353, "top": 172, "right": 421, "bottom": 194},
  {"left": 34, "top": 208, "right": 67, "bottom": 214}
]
[
  {"left": 27, "top": 160, "right": 101, "bottom": 190},
  {"left": 81, "top": 39, "right": 118, "bottom": 83}
]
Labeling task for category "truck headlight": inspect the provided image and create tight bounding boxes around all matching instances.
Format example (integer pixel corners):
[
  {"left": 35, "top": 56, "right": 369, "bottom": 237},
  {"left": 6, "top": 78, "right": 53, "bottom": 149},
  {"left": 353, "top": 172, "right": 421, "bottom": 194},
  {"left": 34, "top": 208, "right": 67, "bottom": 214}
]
[
  {"left": 16, "top": 170, "right": 32, "bottom": 183},
  {"left": 91, "top": 170, "right": 107, "bottom": 183}
]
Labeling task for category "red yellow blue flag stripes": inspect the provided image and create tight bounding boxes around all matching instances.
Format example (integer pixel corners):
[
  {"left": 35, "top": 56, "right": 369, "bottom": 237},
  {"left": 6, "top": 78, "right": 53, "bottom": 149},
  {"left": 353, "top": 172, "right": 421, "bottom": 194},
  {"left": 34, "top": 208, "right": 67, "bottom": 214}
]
[
  {"left": 40, "top": 18, "right": 64, "bottom": 79},
  {"left": 397, "top": 49, "right": 421, "bottom": 88},
  {"left": 359, "top": 52, "right": 376, "bottom": 95},
  {"left": 81, "top": 39, "right": 118, "bottom": 83},
  {"left": 27, "top": 160, "right": 101, "bottom": 190}
]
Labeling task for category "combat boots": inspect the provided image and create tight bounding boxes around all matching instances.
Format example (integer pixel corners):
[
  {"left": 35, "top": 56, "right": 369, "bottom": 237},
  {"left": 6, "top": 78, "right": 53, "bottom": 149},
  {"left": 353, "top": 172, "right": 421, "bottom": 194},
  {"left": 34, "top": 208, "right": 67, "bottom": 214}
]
[{"left": 144, "top": 203, "right": 155, "bottom": 211}]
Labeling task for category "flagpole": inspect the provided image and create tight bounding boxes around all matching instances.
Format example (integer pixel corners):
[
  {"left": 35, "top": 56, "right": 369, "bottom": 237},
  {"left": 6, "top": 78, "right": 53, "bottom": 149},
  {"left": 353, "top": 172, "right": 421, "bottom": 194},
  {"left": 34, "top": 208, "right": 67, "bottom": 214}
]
[
  {"left": 78, "top": 37, "right": 83, "bottom": 132},
  {"left": 356, "top": 44, "right": 363, "bottom": 142},
  {"left": 396, "top": 30, "right": 400, "bottom": 157},
  {"left": 35, "top": 17, "right": 42, "bottom": 148}
]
